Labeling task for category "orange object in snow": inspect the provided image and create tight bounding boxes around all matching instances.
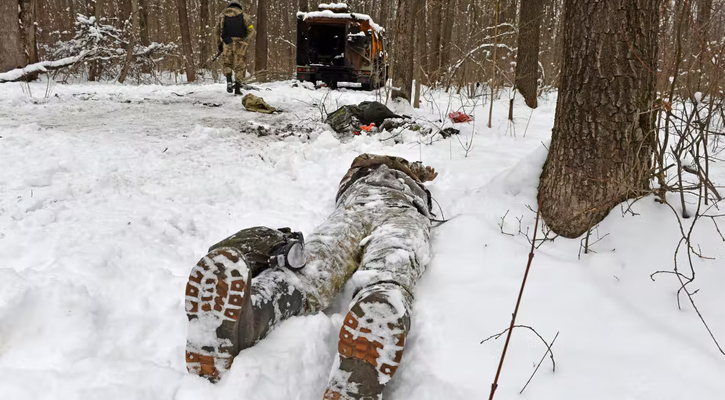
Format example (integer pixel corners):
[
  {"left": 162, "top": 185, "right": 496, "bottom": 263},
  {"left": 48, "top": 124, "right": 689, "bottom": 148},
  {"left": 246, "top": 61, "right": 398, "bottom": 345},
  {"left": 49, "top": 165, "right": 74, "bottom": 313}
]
[
  {"left": 448, "top": 111, "right": 473, "bottom": 123},
  {"left": 360, "top": 123, "right": 376, "bottom": 132}
]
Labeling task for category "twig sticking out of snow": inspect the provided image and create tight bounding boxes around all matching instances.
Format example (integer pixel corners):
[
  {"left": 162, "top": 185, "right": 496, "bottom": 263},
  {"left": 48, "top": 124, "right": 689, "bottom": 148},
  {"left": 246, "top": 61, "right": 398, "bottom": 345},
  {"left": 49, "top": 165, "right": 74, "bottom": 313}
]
[{"left": 485, "top": 196, "right": 547, "bottom": 400}]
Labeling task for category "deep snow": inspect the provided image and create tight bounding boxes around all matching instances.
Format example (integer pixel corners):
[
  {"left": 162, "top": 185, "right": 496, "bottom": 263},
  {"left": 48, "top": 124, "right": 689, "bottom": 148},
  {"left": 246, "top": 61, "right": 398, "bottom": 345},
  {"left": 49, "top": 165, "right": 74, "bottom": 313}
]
[{"left": 0, "top": 80, "right": 724, "bottom": 400}]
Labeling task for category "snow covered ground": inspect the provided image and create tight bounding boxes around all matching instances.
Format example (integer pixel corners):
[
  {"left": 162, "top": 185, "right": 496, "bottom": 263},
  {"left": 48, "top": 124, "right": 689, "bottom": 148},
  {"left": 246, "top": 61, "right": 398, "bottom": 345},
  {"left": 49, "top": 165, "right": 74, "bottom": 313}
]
[{"left": 1, "top": 80, "right": 724, "bottom": 400}]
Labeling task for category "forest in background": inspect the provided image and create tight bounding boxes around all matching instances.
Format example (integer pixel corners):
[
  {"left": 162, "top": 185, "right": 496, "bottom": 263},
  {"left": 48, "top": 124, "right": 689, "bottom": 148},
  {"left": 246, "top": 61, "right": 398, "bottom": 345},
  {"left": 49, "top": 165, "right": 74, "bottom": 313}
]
[{"left": 1, "top": 0, "right": 722, "bottom": 101}]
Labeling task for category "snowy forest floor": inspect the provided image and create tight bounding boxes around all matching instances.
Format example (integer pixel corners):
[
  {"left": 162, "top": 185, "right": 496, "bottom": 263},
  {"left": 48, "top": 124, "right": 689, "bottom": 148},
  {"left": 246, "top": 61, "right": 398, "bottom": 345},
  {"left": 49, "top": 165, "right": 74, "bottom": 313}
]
[{"left": 1, "top": 80, "right": 724, "bottom": 400}]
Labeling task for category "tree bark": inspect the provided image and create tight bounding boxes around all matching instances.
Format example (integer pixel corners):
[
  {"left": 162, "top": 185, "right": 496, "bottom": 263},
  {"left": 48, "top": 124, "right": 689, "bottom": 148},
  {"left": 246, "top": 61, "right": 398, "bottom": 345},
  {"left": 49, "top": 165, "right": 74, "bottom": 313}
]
[
  {"left": 199, "top": 0, "right": 209, "bottom": 65},
  {"left": 139, "top": 0, "right": 150, "bottom": 46},
  {"left": 439, "top": 0, "right": 457, "bottom": 75},
  {"left": 515, "top": 0, "right": 544, "bottom": 108},
  {"left": 538, "top": 0, "right": 661, "bottom": 238},
  {"left": 20, "top": 0, "right": 39, "bottom": 65},
  {"left": 176, "top": 0, "right": 197, "bottom": 81},
  {"left": 255, "top": 0, "right": 269, "bottom": 79},
  {"left": 87, "top": 0, "right": 100, "bottom": 81},
  {"left": 1, "top": 0, "right": 25, "bottom": 73},
  {"left": 428, "top": 0, "right": 443, "bottom": 83},
  {"left": 414, "top": 0, "right": 426, "bottom": 108},
  {"left": 393, "top": 0, "right": 416, "bottom": 101},
  {"left": 118, "top": 0, "right": 140, "bottom": 83},
  {"left": 298, "top": 0, "right": 308, "bottom": 12}
]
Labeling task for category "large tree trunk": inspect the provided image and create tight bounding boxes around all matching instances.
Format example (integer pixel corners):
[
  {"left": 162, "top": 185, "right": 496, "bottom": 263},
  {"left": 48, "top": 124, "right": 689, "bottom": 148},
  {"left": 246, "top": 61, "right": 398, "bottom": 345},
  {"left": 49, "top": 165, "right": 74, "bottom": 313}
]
[
  {"left": 393, "top": 0, "right": 416, "bottom": 100},
  {"left": 199, "top": 0, "right": 209, "bottom": 65},
  {"left": 298, "top": 0, "right": 308, "bottom": 12},
  {"left": 1, "top": 0, "right": 25, "bottom": 73},
  {"left": 428, "top": 0, "right": 443, "bottom": 83},
  {"left": 439, "top": 0, "right": 457, "bottom": 76},
  {"left": 139, "top": 0, "right": 150, "bottom": 46},
  {"left": 176, "top": 0, "right": 196, "bottom": 81},
  {"left": 20, "top": 0, "right": 39, "bottom": 65},
  {"left": 538, "top": 0, "right": 661, "bottom": 238},
  {"left": 515, "top": 0, "right": 544, "bottom": 108},
  {"left": 255, "top": 0, "right": 269, "bottom": 80},
  {"left": 118, "top": 0, "right": 140, "bottom": 83}
]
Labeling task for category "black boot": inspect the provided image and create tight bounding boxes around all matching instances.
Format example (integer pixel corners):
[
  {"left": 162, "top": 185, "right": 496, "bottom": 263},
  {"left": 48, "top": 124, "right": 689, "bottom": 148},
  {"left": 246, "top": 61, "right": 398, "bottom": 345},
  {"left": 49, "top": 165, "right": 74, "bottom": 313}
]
[
  {"left": 225, "top": 74, "right": 233, "bottom": 93},
  {"left": 234, "top": 82, "right": 242, "bottom": 96}
]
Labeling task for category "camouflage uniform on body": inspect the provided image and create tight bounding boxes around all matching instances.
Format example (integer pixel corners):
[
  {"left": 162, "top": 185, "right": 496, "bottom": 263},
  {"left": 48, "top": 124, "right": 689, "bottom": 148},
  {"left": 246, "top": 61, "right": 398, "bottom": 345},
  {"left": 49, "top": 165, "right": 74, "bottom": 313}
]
[
  {"left": 185, "top": 154, "right": 438, "bottom": 399},
  {"left": 214, "top": 1, "right": 254, "bottom": 92}
]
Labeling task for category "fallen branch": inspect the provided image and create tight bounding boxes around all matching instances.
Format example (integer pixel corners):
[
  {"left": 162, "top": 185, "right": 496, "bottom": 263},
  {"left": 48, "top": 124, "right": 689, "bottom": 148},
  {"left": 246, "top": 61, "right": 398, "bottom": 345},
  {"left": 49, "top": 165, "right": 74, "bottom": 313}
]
[
  {"left": 520, "top": 331, "right": 559, "bottom": 394},
  {"left": 0, "top": 52, "right": 89, "bottom": 83}
]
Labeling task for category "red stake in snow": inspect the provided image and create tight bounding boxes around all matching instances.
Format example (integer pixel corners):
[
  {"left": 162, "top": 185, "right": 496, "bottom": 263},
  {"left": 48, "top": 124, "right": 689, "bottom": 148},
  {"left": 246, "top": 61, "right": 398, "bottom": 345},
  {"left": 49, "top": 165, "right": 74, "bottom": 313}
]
[{"left": 488, "top": 196, "right": 543, "bottom": 400}]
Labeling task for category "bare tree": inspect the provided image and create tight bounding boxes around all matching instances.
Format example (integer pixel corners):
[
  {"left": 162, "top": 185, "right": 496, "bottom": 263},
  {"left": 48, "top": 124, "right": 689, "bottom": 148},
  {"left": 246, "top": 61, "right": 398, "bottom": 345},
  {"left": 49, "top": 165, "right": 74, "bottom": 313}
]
[
  {"left": 255, "top": 0, "right": 269, "bottom": 79},
  {"left": 139, "top": 0, "right": 150, "bottom": 46},
  {"left": 414, "top": 0, "right": 427, "bottom": 108},
  {"left": 538, "top": 0, "right": 662, "bottom": 238},
  {"left": 118, "top": 0, "right": 139, "bottom": 83},
  {"left": 515, "top": 0, "right": 543, "bottom": 108},
  {"left": 439, "top": 0, "right": 458, "bottom": 75},
  {"left": 20, "top": 0, "right": 39, "bottom": 67},
  {"left": 1, "top": 0, "right": 25, "bottom": 73},
  {"left": 176, "top": 0, "right": 197, "bottom": 81},
  {"left": 199, "top": 0, "right": 210, "bottom": 64},
  {"left": 428, "top": 0, "right": 443, "bottom": 83},
  {"left": 393, "top": 0, "right": 416, "bottom": 100}
]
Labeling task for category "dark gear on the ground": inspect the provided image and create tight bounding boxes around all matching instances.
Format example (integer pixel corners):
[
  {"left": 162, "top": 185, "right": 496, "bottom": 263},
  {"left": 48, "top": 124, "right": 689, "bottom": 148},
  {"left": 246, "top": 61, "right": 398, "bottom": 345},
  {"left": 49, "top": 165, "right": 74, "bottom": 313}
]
[
  {"left": 325, "top": 102, "right": 404, "bottom": 136},
  {"left": 185, "top": 154, "right": 437, "bottom": 399},
  {"left": 208, "top": 226, "right": 306, "bottom": 276}
]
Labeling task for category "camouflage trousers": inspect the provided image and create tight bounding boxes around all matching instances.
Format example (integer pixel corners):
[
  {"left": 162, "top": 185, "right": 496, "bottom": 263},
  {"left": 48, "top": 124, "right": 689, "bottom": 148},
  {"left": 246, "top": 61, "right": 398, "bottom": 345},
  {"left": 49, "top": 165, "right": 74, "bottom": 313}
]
[{"left": 223, "top": 38, "right": 248, "bottom": 83}]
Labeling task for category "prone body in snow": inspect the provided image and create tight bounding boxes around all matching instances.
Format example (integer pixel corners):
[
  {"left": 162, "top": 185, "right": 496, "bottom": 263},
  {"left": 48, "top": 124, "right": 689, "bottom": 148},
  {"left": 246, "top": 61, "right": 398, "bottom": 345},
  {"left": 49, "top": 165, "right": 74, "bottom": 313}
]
[{"left": 185, "top": 153, "right": 438, "bottom": 399}]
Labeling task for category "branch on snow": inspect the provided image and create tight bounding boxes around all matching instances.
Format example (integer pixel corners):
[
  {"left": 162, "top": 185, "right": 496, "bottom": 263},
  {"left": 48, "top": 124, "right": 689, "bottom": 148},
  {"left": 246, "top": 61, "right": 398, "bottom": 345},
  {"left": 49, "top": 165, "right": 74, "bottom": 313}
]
[{"left": 0, "top": 52, "right": 90, "bottom": 83}]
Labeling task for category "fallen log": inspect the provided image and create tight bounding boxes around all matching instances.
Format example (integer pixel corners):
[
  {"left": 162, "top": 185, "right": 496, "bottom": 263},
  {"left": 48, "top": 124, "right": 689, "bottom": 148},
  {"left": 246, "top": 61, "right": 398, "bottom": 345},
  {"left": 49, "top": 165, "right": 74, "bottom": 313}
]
[{"left": 0, "top": 52, "right": 88, "bottom": 83}]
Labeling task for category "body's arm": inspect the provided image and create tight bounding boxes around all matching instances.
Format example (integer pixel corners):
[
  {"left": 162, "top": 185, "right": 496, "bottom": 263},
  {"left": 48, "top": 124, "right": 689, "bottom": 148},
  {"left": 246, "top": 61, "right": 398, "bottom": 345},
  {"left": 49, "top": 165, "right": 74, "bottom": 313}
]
[{"left": 244, "top": 13, "right": 255, "bottom": 41}]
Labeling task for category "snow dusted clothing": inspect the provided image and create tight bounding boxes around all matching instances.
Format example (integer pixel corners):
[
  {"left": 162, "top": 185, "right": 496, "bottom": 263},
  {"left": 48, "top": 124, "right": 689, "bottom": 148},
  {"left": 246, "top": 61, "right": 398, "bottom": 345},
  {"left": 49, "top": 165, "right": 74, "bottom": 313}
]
[
  {"left": 299, "top": 154, "right": 435, "bottom": 400},
  {"left": 185, "top": 154, "right": 436, "bottom": 398},
  {"left": 215, "top": 4, "right": 254, "bottom": 84}
]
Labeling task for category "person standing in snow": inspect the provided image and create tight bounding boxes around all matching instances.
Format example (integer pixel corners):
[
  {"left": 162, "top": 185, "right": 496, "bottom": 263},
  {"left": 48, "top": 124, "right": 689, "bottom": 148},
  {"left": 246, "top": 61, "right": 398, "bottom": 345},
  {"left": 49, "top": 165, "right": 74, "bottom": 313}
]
[
  {"left": 185, "top": 153, "right": 438, "bottom": 400},
  {"left": 214, "top": 0, "right": 254, "bottom": 95}
]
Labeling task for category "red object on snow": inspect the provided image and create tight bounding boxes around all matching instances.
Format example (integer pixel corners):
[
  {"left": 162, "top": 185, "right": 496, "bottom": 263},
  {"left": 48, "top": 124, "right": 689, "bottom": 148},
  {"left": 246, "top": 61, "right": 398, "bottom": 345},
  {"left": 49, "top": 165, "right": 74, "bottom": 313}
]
[
  {"left": 360, "top": 123, "right": 376, "bottom": 132},
  {"left": 448, "top": 111, "right": 473, "bottom": 123}
]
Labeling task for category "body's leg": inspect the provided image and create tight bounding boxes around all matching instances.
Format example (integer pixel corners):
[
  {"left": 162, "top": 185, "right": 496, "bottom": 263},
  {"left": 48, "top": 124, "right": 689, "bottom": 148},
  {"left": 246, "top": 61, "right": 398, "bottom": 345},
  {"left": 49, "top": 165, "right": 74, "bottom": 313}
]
[
  {"left": 223, "top": 43, "right": 234, "bottom": 93},
  {"left": 300, "top": 205, "right": 371, "bottom": 314},
  {"left": 232, "top": 40, "right": 247, "bottom": 94},
  {"left": 186, "top": 206, "right": 369, "bottom": 381},
  {"left": 324, "top": 208, "right": 431, "bottom": 400}
]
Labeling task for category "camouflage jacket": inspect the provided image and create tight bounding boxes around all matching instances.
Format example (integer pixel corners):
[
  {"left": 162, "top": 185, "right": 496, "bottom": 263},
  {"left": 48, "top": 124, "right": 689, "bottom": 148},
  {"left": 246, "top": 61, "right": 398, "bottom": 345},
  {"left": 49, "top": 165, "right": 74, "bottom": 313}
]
[
  {"left": 336, "top": 154, "right": 437, "bottom": 216},
  {"left": 214, "top": 6, "right": 255, "bottom": 47}
]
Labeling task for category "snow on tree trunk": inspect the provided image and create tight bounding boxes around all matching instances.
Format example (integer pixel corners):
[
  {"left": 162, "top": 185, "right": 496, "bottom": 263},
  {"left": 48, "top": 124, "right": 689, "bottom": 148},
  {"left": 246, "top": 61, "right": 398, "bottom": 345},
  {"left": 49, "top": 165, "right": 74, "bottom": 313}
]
[
  {"left": 1, "top": 0, "right": 25, "bottom": 74},
  {"left": 176, "top": 0, "right": 196, "bottom": 82},
  {"left": 20, "top": 0, "right": 39, "bottom": 67},
  {"left": 515, "top": 0, "right": 544, "bottom": 108},
  {"left": 255, "top": 0, "right": 269, "bottom": 80},
  {"left": 538, "top": 0, "right": 661, "bottom": 238},
  {"left": 199, "top": 0, "right": 209, "bottom": 65}
]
